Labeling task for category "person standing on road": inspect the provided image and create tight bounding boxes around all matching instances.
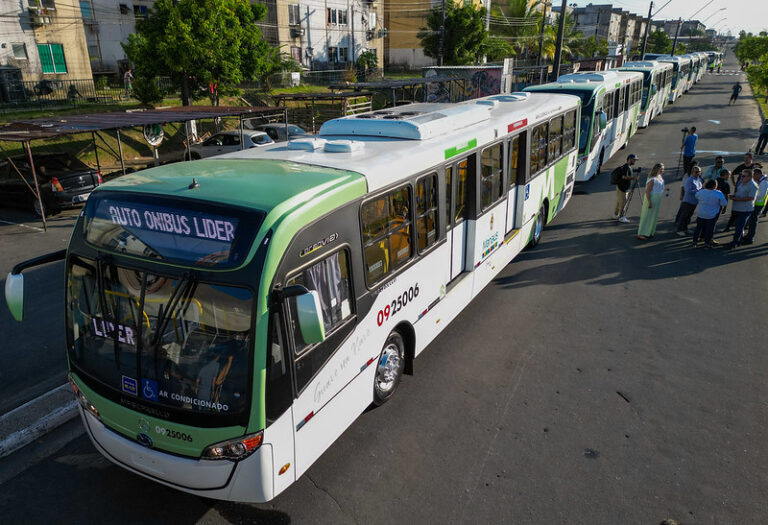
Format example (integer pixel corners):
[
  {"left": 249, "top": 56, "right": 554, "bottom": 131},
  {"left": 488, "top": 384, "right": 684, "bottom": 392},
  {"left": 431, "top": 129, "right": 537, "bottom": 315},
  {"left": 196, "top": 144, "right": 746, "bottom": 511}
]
[
  {"left": 703, "top": 156, "right": 727, "bottom": 182},
  {"left": 756, "top": 119, "right": 768, "bottom": 156},
  {"left": 681, "top": 127, "right": 698, "bottom": 176},
  {"left": 742, "top": 168, "right": 768, "bottom": 245},
  {"left": 676, "top": 166, "right": 702, "bottom": 236},
  {"left": 724, "top": 153, "right": 755, "bottom": 230},
  {"left": 637, "top": 163, "right": 666, "bottom": 241},
  {"left": 724, "top": 169, "right": 759, "bottom": 249},
  {"left": 729, "top": 82, "right": 742, "bottom": 105},
  {"left": 612, "top": 154, "right": 638, "bottom": 223},
  {"left": 693, "top": 179, "right": 728, "bottom": 248}
]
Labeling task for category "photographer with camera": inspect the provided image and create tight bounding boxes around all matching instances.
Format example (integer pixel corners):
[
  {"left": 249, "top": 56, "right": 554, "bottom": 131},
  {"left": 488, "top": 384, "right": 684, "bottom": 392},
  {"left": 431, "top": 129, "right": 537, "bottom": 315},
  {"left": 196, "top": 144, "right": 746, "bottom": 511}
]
[
  {"left": 611, "top": 154, "right": 639, "bottom": 223},
  {"left": 681, "top": 127, "right": 698, "bottom": 176}
]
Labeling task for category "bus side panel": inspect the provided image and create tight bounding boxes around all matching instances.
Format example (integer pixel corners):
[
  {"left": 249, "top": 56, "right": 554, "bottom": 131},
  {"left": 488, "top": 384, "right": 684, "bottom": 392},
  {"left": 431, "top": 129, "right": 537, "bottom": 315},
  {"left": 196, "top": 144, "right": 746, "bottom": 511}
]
[{"left": 265, "top": 406, "right": 295, "bottom": 498}]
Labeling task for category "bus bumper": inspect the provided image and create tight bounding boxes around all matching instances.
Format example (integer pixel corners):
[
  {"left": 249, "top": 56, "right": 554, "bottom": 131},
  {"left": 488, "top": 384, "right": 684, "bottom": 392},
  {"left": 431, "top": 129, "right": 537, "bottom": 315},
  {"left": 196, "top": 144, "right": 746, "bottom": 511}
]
[{"left": 81, "top": 408, "right": 275, "bottom": 503}]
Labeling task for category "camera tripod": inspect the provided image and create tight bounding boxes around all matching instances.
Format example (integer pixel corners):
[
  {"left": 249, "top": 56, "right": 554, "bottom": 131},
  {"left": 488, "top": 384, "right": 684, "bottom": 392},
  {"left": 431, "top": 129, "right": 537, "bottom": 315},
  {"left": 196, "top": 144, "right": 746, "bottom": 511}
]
[{"left": 621, "top": 172, "right": 644, "bottom": 218}]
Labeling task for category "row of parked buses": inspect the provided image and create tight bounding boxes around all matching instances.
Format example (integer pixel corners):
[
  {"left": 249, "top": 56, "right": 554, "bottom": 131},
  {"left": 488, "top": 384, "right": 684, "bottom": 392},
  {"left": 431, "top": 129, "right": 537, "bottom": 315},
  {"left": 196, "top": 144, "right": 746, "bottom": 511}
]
[{"left": 525, "top": 50, "right": 721, "bottom": 181}]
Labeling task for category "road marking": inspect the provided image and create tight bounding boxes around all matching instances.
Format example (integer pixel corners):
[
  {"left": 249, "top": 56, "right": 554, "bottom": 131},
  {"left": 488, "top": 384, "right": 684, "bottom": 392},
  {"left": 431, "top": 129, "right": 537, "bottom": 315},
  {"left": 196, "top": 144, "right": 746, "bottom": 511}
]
[
  {"left": 0, "top": 384, "right": 78, "bottom": 459},
  {"left": 708, "top": 120, "right": 721, "bottom": 124},
  {"left": 0, "top": 219, "right": 45, "bottom": 232}
]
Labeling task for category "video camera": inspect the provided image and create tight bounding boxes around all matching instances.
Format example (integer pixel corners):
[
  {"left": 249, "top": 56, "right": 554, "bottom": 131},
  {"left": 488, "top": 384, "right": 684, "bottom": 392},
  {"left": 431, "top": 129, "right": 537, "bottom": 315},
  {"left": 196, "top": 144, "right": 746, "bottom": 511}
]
[{"left": 681, "top": 127, "right": 690, "bottom": 133}]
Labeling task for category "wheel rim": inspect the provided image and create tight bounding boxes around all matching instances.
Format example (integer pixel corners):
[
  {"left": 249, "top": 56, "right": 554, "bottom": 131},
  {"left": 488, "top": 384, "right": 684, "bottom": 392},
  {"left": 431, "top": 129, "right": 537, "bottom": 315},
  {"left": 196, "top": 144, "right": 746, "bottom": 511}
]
[
  {"left": 376, "top": 343, "right": 402, "bottom": 395},
  {"left": 533, "top": 210, "right": 543, "bottom": 242}
]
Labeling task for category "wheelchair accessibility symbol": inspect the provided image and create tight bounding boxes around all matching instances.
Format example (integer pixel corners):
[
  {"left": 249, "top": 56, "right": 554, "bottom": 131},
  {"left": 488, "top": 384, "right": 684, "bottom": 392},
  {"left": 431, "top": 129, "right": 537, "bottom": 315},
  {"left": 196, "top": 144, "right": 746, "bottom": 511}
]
[{"left": 141, "top": 378, "right": 158, "bottom": 402}]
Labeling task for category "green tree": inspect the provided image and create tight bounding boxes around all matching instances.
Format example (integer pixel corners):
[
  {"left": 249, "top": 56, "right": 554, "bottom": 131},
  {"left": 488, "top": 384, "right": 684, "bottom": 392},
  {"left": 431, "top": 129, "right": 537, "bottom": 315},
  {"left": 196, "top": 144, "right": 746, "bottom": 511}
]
[
  {"left": 489, "top": 0, "right": 542, "bottom": 57},
  {"left": 646, "top": 30, "right": 672, "bottom": 54},
  {"left": 735, "top": 36, "right": 768, "bottom": 65},
  {"left": 748, "top": 55, "right": 768, "bottom": 100},
  {"left": 123, "top": 0, "right": 272, "bottom": 105},
  {"left": 259, "top": 46, "right": 301, "bottom": 91},
  {"left": 418, "top": 0, "right": 492, "bottom": 65},
  {"left": 577, "top": 36, "right": 609, "bottom": 58}
]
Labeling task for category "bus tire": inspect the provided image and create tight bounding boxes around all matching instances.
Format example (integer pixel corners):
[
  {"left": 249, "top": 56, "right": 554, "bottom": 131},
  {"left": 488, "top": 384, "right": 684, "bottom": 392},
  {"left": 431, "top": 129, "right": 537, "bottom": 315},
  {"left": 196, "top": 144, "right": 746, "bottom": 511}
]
[
  {"left": 596, "top": 150, "right": 604, "bottom": 178},
  {"left": 373, "top": 331, "right": 406, "bottom": 406},
  {"left": 527, "top": 205, "right": 545, "bottom": 249}
]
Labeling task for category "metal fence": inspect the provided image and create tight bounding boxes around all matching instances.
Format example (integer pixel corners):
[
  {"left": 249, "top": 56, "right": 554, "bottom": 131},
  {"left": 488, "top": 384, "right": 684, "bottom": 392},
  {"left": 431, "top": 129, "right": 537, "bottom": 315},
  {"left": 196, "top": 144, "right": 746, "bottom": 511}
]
[{"left": 0, "top": 77, "right": 174, "bottom": 109}]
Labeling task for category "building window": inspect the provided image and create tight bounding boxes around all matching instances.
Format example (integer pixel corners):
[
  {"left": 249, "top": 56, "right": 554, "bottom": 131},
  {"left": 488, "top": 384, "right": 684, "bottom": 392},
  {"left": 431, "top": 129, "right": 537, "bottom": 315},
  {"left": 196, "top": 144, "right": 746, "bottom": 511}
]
[
  {"left": 38, "top": 43, "right": 67, "bottom": 74},
  {"left": 12, "top": 43, "right": 28, "bottom": 60},
  {"left": 31, "top": 0, "right": 56, "bottom": 10},
  {"left": 79, "top": 0, "right": 93, "bottom": 19},
  {"left": 326, "top": 8, "right": 347, "bottom": 26},
  {"left": 289, "top": 4, "right": 300, "bottom": 25},
  {"left": 338, "top": 46, "right": 348, "bottom": 63},
  {"left": 133, "top": 4, "right": 147, "bottom": 18},
  {"left": 327, "top": 46, "right": 338, "bottom": 62}
]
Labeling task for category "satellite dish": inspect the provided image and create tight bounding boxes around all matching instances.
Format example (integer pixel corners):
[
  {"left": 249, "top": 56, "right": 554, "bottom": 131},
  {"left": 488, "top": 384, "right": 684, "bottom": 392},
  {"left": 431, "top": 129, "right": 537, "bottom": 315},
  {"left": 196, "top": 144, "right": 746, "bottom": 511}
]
[{"left": 143, "top": 124, "right": 164, "bottom": 146}]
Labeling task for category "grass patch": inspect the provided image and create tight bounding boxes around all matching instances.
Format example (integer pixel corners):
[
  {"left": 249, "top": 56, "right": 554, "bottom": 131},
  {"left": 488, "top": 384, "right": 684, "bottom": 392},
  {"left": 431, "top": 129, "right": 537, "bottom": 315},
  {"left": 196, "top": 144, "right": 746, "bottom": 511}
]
[{"left": 750, "top": 82, "right": 768, "bottom": 118}]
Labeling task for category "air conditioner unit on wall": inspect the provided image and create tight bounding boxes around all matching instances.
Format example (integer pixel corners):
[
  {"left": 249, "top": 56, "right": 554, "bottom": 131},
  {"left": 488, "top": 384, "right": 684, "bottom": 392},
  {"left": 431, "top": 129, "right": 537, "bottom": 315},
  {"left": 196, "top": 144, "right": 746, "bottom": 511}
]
[{"left": 290, "top": 26, "right": 305, "bottom": 38}]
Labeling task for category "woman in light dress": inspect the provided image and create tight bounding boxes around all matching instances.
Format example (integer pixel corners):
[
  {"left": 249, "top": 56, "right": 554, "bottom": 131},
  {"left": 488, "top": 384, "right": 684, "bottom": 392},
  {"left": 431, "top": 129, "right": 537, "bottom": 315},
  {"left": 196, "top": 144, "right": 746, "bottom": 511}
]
[{"left": 637, "top": 163, "right": 666, "bottom": 240}]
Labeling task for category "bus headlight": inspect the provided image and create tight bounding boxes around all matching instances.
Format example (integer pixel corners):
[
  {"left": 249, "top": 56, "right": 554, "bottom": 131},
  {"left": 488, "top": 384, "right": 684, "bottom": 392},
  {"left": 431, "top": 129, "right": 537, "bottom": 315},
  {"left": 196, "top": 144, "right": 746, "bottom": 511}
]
[
  {"left": 69, "top": 375, "right": 100, "bottom": 420},
  {"left": 202, "top": 431, "right": 263, "bottom": 461}
]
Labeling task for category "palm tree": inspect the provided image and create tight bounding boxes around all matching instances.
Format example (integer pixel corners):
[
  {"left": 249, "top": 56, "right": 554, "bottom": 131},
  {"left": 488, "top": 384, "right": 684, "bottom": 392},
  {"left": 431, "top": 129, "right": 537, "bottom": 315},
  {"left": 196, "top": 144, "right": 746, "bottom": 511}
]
[{"left": 489, "top": 0, "right": 543, "bottom": 58}]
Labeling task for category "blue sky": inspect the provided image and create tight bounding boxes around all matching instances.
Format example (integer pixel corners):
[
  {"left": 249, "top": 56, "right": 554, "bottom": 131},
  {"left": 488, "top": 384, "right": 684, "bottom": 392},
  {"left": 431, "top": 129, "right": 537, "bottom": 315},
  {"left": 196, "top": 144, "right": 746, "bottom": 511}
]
[{"left": 566, "top": 0, "right": 767, "bottom": 36}]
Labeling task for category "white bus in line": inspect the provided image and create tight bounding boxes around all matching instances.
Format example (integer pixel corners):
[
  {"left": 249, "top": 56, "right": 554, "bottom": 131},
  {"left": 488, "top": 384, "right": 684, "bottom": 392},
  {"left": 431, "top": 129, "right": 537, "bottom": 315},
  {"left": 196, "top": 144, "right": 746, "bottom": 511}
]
[
  {"left": 5, "top": 93, "right": 580, "bottom": 502},
  {"left": 648, "top": 55, "right": 693, "bottom": 103},
  {"left": 616, "top": 61, "right": 674, "bottom": 128},
  {"left": 524, "top": 70, "right": 643, "bottom": 181}
]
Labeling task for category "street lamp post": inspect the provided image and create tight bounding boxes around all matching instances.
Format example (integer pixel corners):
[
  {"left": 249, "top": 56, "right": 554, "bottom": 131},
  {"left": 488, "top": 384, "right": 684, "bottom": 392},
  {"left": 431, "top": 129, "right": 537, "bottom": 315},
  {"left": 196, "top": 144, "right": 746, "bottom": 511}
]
[{"left": 701, "top": 8, "right": 726, "bottom": 26}]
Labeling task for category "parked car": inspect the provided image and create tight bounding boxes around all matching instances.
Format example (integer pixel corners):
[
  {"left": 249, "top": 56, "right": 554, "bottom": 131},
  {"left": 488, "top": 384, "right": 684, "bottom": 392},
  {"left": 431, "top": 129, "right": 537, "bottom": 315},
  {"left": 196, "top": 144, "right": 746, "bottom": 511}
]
[
  {"left": 188, "top": 131, "right": 274, "bottom": 159},
  {"left": 243, "top": 122, "right": 307, "bottom": 142},
  {"left": 0, "top": 153, "right": 102, "bottom": 216}
]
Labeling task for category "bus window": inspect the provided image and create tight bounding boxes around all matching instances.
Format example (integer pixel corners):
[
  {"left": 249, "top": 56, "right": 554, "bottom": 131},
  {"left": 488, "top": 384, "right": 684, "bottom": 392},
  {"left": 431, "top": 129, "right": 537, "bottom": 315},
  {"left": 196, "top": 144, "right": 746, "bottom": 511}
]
[
  {"left": 454, "top": 159, "right": 469, "bottom": 223},
  {"left": 623, "top": 85, "right": 630, "bottom": 109},
  {"left": 548, "top": 115, "right": 563, "bottom": 162},
  {"left": 530, "top": 122, "right": 548, "bottom": 175},
  {"left": 604, "top": 91, "right": 614, "bottom": 121},
  {"left": 416, "top": 173, "right": 438, "bottom": 252},
  {"left": 266, "top": 313, "right": 292, "bottom": 422},
  {"left": 616, "top": 86, "right": 624, "bottom": 114},
  {"left": 508, "top": 134, "right": 521, "bottom": 187},
  {"left": 361, "top": 186, "right": 413, "bottom": 285},
  {"left": 563, "top": 110, "right": 576, "bottom": 151},
  {"left": 481, "top": 143, "right": 503, "bottom": 210},
  {"left": 286, "top": 250, "right": 353, "bottom": 360}
]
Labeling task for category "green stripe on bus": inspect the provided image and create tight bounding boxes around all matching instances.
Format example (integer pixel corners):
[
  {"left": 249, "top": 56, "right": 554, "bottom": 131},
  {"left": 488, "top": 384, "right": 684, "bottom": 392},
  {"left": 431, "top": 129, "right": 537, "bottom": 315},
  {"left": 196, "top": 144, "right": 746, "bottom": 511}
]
[{"left": 445, "top": 138, "right": 477, "bottom": 159}]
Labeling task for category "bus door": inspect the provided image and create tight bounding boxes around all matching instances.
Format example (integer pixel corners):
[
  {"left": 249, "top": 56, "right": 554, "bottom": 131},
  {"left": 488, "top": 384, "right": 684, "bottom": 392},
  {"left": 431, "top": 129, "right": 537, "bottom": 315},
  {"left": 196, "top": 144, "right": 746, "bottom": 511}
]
[
  {"left": 505, "top": 131, "right": 525, "bottom": 232},
  {"left": 616, "top": 85, "right": 626, "bottom": 141},
  {"left": 445, "top": 156, "right": 472, "bottom": 281}
]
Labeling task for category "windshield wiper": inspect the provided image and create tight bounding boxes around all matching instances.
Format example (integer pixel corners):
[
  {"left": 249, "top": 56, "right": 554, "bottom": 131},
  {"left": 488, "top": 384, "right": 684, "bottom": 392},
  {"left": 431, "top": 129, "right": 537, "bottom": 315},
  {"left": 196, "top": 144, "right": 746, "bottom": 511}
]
[
  {"left": 150, "top": 272, "right": 198, "bottom": 375},
  {"left": 95, "top": 256, "right": 122, "bottom": 368}
]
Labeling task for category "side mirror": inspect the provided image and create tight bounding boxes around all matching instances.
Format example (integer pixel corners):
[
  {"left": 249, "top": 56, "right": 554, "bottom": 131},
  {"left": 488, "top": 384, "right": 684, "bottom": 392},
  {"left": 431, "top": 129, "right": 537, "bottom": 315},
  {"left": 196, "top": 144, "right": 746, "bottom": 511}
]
[
  {"left": 5, "top": 272, "right": 24, "bottom": 322},
  {"left": 295, "top": 290, "right": 325, "bottom": 344},
  {"left": 599, "top": 111, "right": 608, "bottom": 130},
  {"left": 651, "top": 85, "right": 658, "bottom": 95}
]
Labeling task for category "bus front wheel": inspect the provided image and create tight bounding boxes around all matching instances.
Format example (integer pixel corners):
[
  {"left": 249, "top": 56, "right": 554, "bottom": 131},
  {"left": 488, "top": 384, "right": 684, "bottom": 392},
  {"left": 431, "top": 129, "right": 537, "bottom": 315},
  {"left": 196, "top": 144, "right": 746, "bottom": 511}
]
[{"left": 373, "top": 331, "right": 405, "bottom": 406}]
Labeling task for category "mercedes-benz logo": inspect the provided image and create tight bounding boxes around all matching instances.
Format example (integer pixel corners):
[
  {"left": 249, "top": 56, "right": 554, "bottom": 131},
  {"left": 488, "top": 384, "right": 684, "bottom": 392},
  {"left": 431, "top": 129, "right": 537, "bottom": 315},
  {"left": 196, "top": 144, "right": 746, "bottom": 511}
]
[
  {"left": 138, "top": 418, "right": 150, "bottom": 433},
  {"left": 136, "top": 433, "right": 153, "bottom": 448}
]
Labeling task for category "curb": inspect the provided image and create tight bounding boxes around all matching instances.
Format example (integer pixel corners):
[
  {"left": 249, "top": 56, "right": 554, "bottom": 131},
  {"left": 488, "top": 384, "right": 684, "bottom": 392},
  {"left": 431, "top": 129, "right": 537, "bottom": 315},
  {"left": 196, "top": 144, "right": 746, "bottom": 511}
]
[{"left": 0, "top": 384, "right": 79, "bottom": 459}]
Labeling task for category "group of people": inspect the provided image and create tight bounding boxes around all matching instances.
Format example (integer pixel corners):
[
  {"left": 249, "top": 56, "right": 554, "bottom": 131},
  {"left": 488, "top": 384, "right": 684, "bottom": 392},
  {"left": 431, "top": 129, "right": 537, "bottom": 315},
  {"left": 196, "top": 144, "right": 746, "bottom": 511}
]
[{"left": 612, "top": 149, "right": 768, "bottom": 249}]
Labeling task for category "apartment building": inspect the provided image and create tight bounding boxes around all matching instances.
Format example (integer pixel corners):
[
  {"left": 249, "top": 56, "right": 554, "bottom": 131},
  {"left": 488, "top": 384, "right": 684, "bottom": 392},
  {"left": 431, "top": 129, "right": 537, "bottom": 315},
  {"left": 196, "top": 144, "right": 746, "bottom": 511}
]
[
  {"left": 258, "top": 0, "right": 384, "bottom": 69},
  {"left": 78, "top": 0, "right": 155, "bottom": 75},
  {"left": 572, "top": 4, "right": 622, "bottom": 45},
  {"left": 385, "top": 0, "right": 490, "bottom": 69},
  {"left": 0, "top": 0, "right": 92, "bottom": 81}
]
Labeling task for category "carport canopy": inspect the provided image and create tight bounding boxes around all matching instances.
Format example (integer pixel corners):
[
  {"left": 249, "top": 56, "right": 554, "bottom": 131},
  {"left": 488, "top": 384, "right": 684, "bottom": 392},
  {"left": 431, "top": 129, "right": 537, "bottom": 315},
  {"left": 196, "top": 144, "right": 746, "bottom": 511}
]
[{"left": 0, "top": 105, "right": 285, "bottom": 230}]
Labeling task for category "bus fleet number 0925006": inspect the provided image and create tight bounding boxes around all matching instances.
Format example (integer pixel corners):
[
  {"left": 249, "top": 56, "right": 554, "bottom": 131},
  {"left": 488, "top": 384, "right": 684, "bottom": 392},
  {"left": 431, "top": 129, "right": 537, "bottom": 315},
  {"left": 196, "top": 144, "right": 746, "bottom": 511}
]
[{"left": 377, "top": 284, "right": 419, "bottom": 326}]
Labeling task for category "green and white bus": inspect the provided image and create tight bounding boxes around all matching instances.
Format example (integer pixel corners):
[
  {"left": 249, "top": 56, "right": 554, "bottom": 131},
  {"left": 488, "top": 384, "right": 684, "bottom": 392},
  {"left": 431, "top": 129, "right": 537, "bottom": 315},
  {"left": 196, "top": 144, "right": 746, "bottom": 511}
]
[
  {"left": 646, "top": 54, "right": 693, "bottom": 103},
  {"left": 616, "top": 61, "right": 674, "bottom": 128},
  {"left": 524, "top": 70, "right": 643, "bottom": 181},
  {"left": 5, "top": 93, "right": 580, "bottom": 503},
  {"left": 693, "top": 52, "right": 709, "bottom": 83},
  {"left": 707, "top": 51, "right": 724, "bottom": 71}
]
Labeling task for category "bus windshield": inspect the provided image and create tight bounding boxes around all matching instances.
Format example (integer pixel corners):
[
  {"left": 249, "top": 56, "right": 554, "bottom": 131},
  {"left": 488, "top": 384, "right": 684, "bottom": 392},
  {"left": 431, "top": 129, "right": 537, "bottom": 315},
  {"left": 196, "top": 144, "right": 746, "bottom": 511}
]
[
  {"left": 67, "top": 257, "right": 252, "bottom": 417},
  {"left": 578, "top": 101, "right": 595, "bottom": 153}
]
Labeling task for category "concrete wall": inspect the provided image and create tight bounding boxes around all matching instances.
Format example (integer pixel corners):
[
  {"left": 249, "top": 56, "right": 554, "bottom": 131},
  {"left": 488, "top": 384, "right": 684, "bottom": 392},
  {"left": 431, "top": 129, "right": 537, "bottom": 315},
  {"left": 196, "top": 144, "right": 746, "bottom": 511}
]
[
  {"left": 30, "top": 0, "right": 93, "bottom": 79},
  {"left": 0, "top": 1, "right": 43, "bottom": 79}
]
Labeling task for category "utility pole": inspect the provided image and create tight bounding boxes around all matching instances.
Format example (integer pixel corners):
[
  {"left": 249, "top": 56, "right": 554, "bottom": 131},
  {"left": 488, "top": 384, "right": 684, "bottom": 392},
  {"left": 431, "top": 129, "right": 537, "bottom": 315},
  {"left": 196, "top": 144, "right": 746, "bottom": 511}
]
[
  {"left": 537, "top": 1, "right": 549, "bottom": 66},
  {"left": 671, "top": 17, "right": 682, "bottom": 55},
  {"left": 551, "top": 0, "right": 568, "bottom": 81},
  {"left": 438, "top": 0, "right": 446, "bottom": 66},
  {"left": 640, "top": 1, "right": 653, "bottom": 60}
]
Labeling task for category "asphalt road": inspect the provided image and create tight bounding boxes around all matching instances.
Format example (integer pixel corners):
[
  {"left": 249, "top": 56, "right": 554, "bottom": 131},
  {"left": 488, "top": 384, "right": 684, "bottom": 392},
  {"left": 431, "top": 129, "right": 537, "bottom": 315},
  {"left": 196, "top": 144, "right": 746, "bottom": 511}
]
[{"left": 1, "top": 54, "right": 767, "bottom": 524}]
